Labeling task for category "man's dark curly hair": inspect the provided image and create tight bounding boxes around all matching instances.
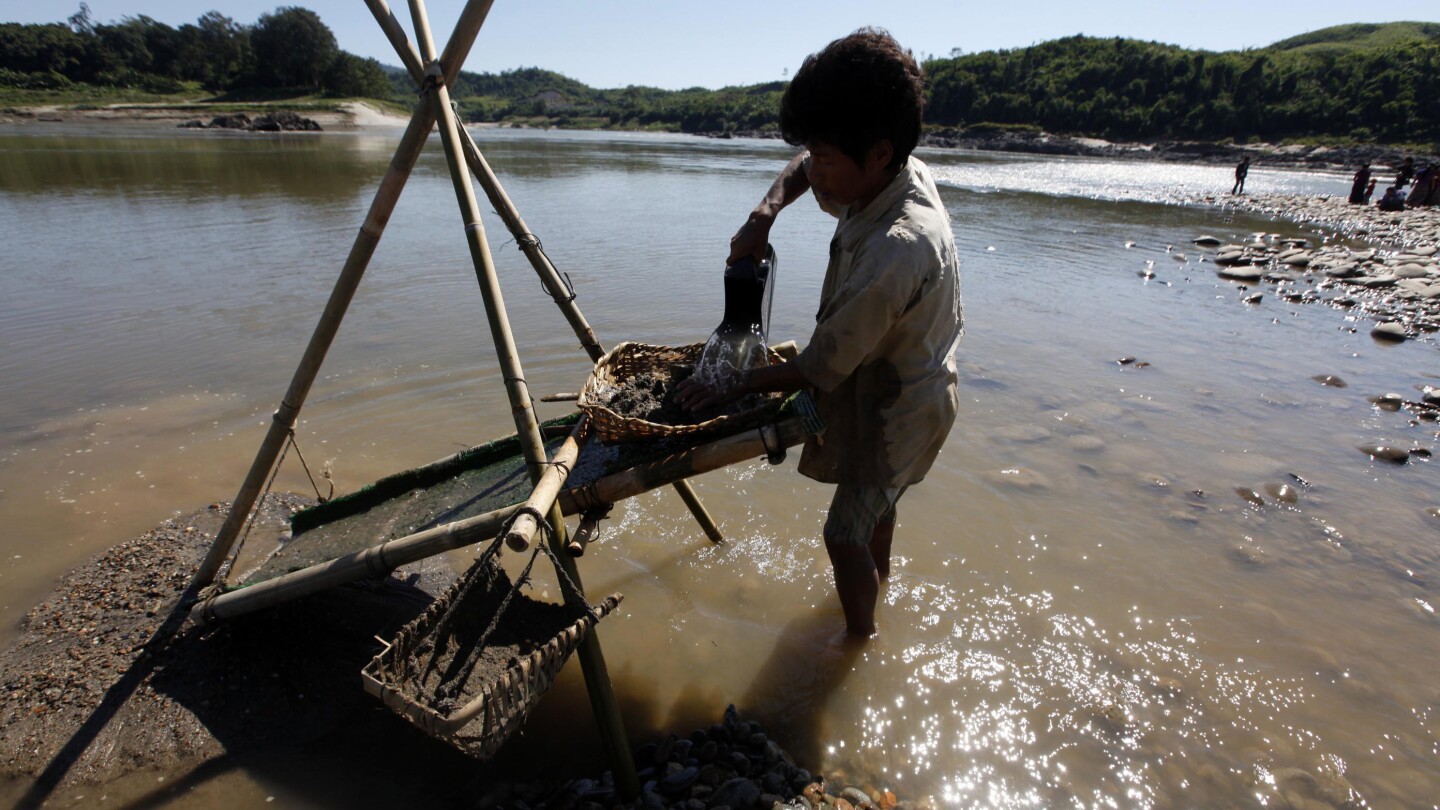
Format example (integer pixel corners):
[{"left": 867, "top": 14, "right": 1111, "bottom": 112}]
[{"left": 779, "top": 28, "right": 925, "bottom": 171}]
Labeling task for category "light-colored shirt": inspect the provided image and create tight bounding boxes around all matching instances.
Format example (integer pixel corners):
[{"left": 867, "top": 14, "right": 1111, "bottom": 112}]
[{"left": 793, "top": 156, "right": 963, "bottom": 487}]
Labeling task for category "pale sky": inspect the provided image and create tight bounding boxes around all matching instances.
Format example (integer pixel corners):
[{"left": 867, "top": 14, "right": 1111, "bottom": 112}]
[{"left": 3, "top": 1, "right": 1437, "bottom": 90}]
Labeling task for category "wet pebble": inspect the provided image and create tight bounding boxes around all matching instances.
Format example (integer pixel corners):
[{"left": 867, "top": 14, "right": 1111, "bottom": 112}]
[
  {"left": 1371, "top": 321, "right": 1408, "bottom": 341},
  {"left": 1264, "top": 483, "right": 1299, "bottom": 504},
  {"left": 1370, "top": 392, "right": 1405, "bottom": 411},
  {"left": 1218, "top": 267, "right": 1264, "bottom": 282},
  {"left": 1358, "top": 444, "right": 1410, "bottom": 463},
  {"left": 1234, "top": 487, "right": 1266, "bottom": 507},
  {"left": 1310, "top": 374, "right": 1347, "bottom": 388}
]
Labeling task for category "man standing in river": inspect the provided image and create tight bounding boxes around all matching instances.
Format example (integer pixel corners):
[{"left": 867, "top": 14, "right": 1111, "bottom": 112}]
[
  {"left": 677, "top": 29, "right": 963, "bottom": 637},
  {"left": 1232, "top": 157, "right": 1250, "bottom": 195}
]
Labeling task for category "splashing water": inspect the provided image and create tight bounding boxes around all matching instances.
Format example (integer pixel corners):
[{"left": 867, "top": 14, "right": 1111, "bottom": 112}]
[{"left": 693, "top": 325, "right": 770, "bottom": 415}]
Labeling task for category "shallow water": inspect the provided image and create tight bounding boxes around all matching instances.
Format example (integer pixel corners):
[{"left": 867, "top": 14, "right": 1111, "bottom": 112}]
[{"left": 0, "top": 124, "right": 1436, "bottom": 808}]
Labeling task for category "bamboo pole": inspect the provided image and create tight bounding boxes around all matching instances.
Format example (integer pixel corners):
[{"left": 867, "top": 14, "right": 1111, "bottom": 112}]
[
  {"left": 364, "top": 0, "right": 423, "bottom": 79},
  {"left": 192, "top": 501, "right": 521, "bottom": 624},
  {"left": 547, "top": 505, "right": 639, "bottom": 799},
  {"left": 187, "top": 0, "right": 499, "bottom": 597},
  {"left": 410, "top": 4, "right": 639, "bottom": 795},
  {"left": 189, "top": 416, "right": 811, "bottom": 624},
  {"left": 560, "top": 419, "right": 809, "bottom": 515},
  {"left": 504, "top": 419, "right": 586, "bottom": 551},
  {"left": 452, "top": 123, "right": 725, "bottom": 544},
  {"left": 409, "top": 1, "right": 549, "bottom": 486},
  {"left": 369, "top": 5, "right": 723, "bottom": 546},
  {"left": 566, "top": 513, "right": 602, "bottom": 557},
  {"left": 187, "top": 94, "right": 439, "bottom": 595}
]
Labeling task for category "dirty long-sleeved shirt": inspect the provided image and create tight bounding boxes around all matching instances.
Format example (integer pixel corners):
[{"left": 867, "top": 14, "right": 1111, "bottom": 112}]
[{"left": 793, "top": 156, "right": 963, "bottom": 487}]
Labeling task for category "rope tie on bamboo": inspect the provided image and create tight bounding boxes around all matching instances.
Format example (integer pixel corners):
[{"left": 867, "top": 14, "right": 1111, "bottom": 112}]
[
  {"left": 515, "top": 233, "right": 578, "bottom": 303},
  {"left": 224, "top": 428, "right": 330, "bottom": 588},
  {"left": 418, "top": 61, "right": 444, "bottom": 96}
]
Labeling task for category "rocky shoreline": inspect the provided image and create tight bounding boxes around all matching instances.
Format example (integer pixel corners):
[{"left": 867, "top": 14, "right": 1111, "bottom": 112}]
[
  {"left": 1193, "top": 193, "right": 1440, "bottom": 343},
  {"left": 705, "top": 127, "right": 1438, "bottom": 171}
]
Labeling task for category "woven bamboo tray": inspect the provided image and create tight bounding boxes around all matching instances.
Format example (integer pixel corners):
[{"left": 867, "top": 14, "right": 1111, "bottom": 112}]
[
  {"left": 362, "top": 555, "right": 622, "bottom": 759},
  {"left": 578, "top": 341, "right": 785, "bottom": 444}
]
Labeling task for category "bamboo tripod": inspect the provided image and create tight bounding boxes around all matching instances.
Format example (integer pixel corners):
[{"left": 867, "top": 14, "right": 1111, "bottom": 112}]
[{"left": 181, "top": 0, "right": 765, "bottom": 794}]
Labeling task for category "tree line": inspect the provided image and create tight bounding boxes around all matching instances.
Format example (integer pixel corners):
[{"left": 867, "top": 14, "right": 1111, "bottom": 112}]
[
  {"left": 3, "top": 7, "right": 1437, "bottom": 146},
  {"left": 923, "top": 31, "right": 1440, "bottom": 144},
  {"left": 0, "top": 4, "right": 388, "bottom": 98}
]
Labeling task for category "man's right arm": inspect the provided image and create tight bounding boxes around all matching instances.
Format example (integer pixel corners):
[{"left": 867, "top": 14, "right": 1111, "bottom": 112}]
[{"left": 728, "top": 151, "right": 811, "bottom": 264}]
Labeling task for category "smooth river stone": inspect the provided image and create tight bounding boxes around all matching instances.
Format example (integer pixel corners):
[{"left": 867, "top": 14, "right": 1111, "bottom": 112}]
[
  {"left": 1370, "top": 392, "right": 1405, "bottom": 410},
  {"left": 1425, "top": 506, "right": 1440, "bottom": 523},
  {"left": 1310, "top": 374, "right": 1347, "bottom": 388},
  {"left": 1235, "top": 487, "right": 1266, "bottom": 507},
  {"left": 1218, "top": 267, "right": 1263, "bottom": 282},
  {"left": 1192, "top": 235, "right": 1222, "bottom": 246},
  {"left": 1393, "top": 263, "right": 1431, "bottom": 278},
  {"left": 1413, "top": 245, "right": 1438, "bottom": 257},
  {"left": 1371, "top": 321, "right": 1409, "bottom": 341},
  {"left": 1264, "top": 483, "right": 1299, "bottom": 504},
  {"left": 1282, "top": 253, "right": 1312, "bottom": 267},
  {"left": 1423, "top": 388, "right": 1440, "bottom": 405},
  {"left": 1358, "top": 444, "right": 1410, "bottom": 463}
]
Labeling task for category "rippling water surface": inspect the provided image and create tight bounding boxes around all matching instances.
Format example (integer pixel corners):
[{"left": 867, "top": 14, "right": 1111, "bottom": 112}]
[{"left": 0, "top": 125, "right": 1436, "bottom": 808}]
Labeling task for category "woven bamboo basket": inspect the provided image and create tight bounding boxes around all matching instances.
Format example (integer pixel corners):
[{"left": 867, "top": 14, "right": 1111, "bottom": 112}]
[
  {"left": 578, "top": 341, "right": 785, "bottom": 444},
  {"left": 361, "top": 554, "right": 622, "bottom": 759}
]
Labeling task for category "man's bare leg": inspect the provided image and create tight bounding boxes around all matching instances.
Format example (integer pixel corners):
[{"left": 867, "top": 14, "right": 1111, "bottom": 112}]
[
  {"left": 826, "top": 540, "right": 879, "bottom": 636},
  {"left": 869, "top": 519, "right": 895, "bottom": 579}
]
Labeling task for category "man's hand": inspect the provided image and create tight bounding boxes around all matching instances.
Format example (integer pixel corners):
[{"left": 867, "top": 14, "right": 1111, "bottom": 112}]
[
  {"left": 727, "top": 152, "right": 810, "bottom": 265},
  {"left": 674, "top": 375, "right": 739, "bottom": 414},
  {"left": 728, "top": 210, "right": 774, "bottom": 266}
]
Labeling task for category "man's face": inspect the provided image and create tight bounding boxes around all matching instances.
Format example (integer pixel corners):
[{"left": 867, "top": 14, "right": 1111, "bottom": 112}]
[{"left": 805, "top": 140, "right": 893, "bottom": 212}]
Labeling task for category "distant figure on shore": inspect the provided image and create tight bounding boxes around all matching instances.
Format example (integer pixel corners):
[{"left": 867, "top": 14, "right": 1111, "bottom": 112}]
[
  {"left": 1363, "top": 178, "right": 1377, "bottom": 204},
  {"left": 1409, "top": 163, "right": 1439, "bottom": 207},
  {"left": 1348, "top": 163, "right": 1372, "bottom": 205},
  {"left": 1395, "top": 157, "right": 1415, "bottom": 188},
  {"left": 1377, "top": 185, "right": 1406, "bottom": 211},
  {"left": 1232, "top": 157, "right": 1250, "bottom": 195}
]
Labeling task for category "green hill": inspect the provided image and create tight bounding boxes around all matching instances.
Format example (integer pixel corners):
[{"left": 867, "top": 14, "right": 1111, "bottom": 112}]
[
  {"left": 1266, "top": 21, "right": 1440, "bottom": 54},
  {"left": 4, "top": 11, "right": 1438, "bottom": 145}
]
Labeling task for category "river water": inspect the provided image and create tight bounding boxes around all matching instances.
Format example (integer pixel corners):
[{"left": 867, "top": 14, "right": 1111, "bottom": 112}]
[{"left": 0, "top": 125, "right": 1436, "bottom": 808}]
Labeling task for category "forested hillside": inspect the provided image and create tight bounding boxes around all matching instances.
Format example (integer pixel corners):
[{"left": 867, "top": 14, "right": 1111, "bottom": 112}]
[
  {"left": 924, "top": 26, "right": 1440, "bottom": 143},
  {"left": 0, "top": 4, "right": 389, "bottom": 99},
  {"left": 3, "top": 6, "right": 1437, "bottom": 146}
]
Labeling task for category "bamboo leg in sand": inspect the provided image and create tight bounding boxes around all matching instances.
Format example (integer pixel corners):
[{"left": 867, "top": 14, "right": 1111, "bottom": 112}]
[{"left": 407, "top": 0, "right": 639, "bottom": 797}]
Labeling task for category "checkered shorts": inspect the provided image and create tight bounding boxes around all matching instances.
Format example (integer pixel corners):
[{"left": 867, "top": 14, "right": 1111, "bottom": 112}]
[{"left": 823, "top": 484, "right": 906, "bottom": 546}]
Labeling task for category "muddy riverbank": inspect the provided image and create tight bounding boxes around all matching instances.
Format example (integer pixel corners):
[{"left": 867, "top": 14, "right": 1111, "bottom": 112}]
[{"left": 0, "top": 498, "right": 902, "bottom": 809}]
